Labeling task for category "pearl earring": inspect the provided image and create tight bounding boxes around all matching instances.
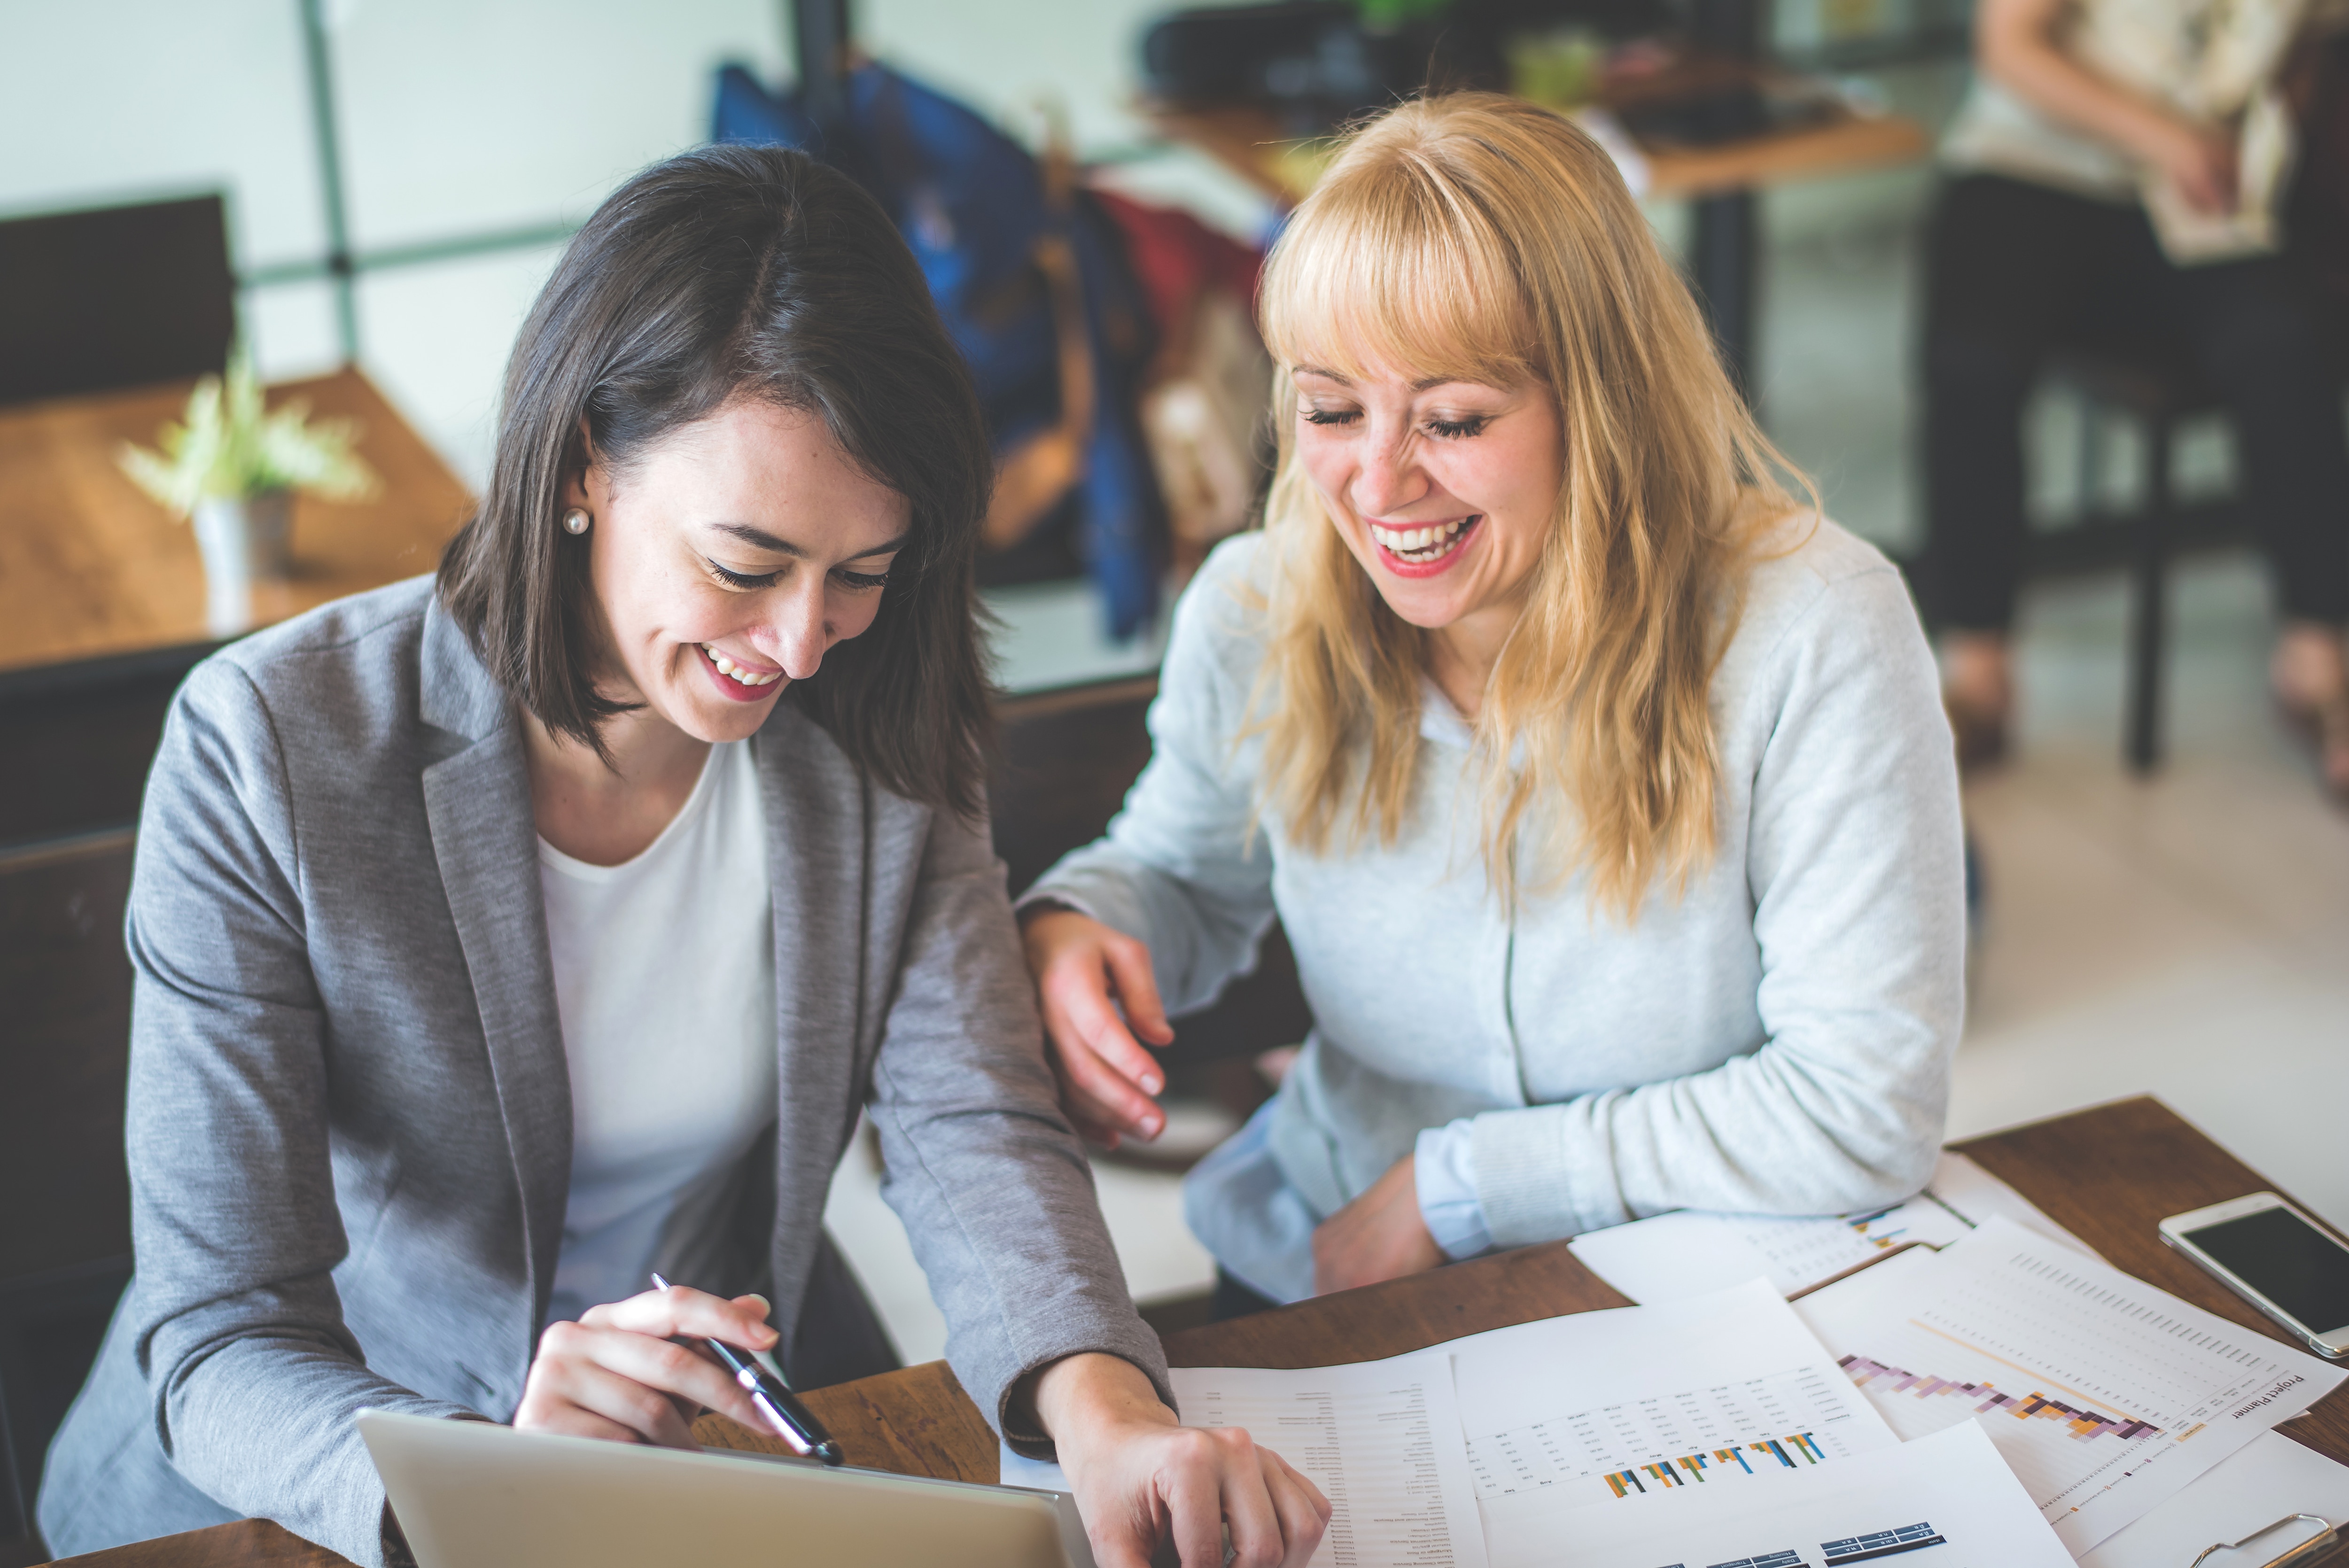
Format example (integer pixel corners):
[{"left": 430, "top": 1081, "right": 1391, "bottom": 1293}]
[{"left": 562, "top": 508, "right": 591, "bottom": 535}]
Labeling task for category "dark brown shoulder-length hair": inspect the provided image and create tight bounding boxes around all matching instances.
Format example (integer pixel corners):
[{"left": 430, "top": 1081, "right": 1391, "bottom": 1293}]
[{"left": 437, "top": 142, "right": 995, "bottom": 816}]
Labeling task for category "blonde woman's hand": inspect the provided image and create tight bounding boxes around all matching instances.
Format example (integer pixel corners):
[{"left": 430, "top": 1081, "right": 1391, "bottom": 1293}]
[
  {"left": 1021, "top": 905, "right": 1174, "bottom": 1148},
  {"left": 2147, "top": 118, "right": 2239, "bottom": 214},
  {"left": 1311, "top": 1156, "right": 1445, "bottom": 1296},
  {"left": 514, "top": 1287, "right": 779, "bottom": 1447}
]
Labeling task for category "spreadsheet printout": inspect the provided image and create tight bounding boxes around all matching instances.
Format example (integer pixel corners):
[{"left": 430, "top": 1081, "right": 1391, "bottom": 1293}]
[
  {"left": 1794, "top": 1215, "right": 2347, "bottom": 1554},
  {"left": 1169, "top": 1350, "right": 1489, "bottom": 1568},
  {"left": 1480, "top": 1420, "right": 2070, "bottom": 1568}
]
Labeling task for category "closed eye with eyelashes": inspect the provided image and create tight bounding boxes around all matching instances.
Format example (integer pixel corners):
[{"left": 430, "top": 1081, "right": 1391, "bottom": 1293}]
[{"left": 704, "top": 558, "right": 891, "bottom": 592}]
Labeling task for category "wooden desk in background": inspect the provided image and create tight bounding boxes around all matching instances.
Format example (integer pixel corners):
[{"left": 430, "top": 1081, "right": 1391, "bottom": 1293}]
[
  {"left": 0, "top": 368, "right": 471, "bottom": 845},
  {"left": 1147, "top": 88, "right": 1929, "bottom": 395},
  {"left": 45, "top": 1096, "right": 2349, "bottom": 1566},
  {"left": 0, "top": 368, "right": 471, "bottom": 683}
]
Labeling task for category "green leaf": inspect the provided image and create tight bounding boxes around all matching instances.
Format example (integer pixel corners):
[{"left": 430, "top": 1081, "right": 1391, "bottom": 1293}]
[{"left": 114, "top": 342, "right": 381, "bottom": 515}]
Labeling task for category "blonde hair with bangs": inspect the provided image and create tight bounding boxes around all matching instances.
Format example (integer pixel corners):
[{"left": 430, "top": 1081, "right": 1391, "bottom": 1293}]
[{"left": 1252, "top": 93, "right": 1813, "bottom": 917}]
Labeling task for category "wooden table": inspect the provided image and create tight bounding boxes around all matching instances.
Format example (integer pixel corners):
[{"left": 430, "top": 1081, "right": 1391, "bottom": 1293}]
[
  {"left": 44, "top": 1096, "right": 2349, "bottom": 1565},
  {"left": 0, "top": 368, "right": 471, "bottom": 687},
  {"left": 1147, "top": 83, "right": 1929, "bottom": 395},
  {"left": 1147, "top": 93, "right": 1926, "bottom": 209}
]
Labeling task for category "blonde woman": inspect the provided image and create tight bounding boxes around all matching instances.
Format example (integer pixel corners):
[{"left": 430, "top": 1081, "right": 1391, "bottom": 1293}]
[{"left": 1018, "top": 94, "right": 1966, "bottom": 1310}]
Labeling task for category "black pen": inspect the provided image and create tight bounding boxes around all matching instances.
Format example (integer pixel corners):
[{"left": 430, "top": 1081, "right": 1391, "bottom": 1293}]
[{"left": 651, "top": 1272, "right": 844, "bottom": 1466}]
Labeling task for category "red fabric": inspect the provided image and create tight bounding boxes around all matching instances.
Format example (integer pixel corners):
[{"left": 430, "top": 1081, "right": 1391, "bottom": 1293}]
[{"left": 1089, "top": 186, "right": 1264, "bottom": 340}]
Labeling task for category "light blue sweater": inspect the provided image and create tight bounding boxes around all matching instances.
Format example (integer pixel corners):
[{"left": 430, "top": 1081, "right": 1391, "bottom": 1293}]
[{"left": 1027, "top": 521, "right": 1966, "bottom": 1302}]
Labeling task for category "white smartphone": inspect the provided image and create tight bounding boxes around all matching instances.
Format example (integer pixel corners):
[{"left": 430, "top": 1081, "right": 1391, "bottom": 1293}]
[{"left": 2159, "top": 1193, "right": 2349, "bottom": 1360}]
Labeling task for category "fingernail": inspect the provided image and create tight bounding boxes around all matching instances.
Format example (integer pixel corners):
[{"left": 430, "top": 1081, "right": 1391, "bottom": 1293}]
[
  {"left": 746, "top": 1294, "right": 772, "bottom": 1318},
  {"left": 1142, "top": 1077, "right": 1162, "bottom": 1094}
]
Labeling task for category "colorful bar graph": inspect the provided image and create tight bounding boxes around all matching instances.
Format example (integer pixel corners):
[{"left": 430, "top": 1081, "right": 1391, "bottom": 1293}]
[
  {"left": 1838, "top": 1354, "right": 2163, "bottom": 1443},
  {"left": 1845, "top": 1205, "right": 1911, "bottom": 1250},
  {"left": 1748, "top": 1432, "right": 1826, "bottom": 1468},
  {"left": 1633, "top": 1453, "right": 1732, "bottom": 1488},
  {"left": 1602, "top": 1433, "right": 1828, "bottom": 1498}
]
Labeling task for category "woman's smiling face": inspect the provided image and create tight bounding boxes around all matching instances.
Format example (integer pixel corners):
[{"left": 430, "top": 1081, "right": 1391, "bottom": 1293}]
[
  {"left": 568, "top": 397, "right": 910, "bottom": 743},
  {"left": 1291, "top": 360, "right": 1563, "bottom": 633}
]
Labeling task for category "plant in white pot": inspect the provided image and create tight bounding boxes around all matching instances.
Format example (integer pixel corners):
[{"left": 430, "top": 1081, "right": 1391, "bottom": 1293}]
[{"left": 118, "top": 353, "right": 380, "bottom": 636}]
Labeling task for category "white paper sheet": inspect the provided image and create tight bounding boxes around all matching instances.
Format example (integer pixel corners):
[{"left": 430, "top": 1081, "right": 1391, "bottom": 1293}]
[
  {"left": 998, "top": 1438, "right": 1071, "bottom": 1493},
  {"left": 1794, "top": 1215, "right": 2348, "bottom": 1555},
  {"left": 1447, "top": 1279, "right": 1899, "bottom": 1524},
  {"left": 1566, "top": 1151, "right": 2099, "bottom": 1306},
  {"left": 1168, "top": 1349, "right": 1489, "bottom": 1568},
  {"left": 1000, "top": 1351, "right": 1487, "bottom": 1566},
  {"left": 1480, "top": 1419, "right": 2071, "bottom": 1568},
  {"left": 2080, "top": 1432, "right": 2349, "bottom": 1568}
]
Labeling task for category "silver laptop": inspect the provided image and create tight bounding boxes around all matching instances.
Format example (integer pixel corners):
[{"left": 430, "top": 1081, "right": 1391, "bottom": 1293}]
[{"left": 358, "top": 1409, "right": 1096, "bottom": 1568}]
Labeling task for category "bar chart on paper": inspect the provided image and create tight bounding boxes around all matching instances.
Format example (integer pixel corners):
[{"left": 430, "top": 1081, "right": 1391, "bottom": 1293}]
[
  {"left": 1795, "top": 1217, "right": 2347, "bottom": 1553},
  {"left": 1450, "top": 1280, "right": 1901, "bottom": 1533},
  {"left": 1479, "top": 1421, "right": 2073, "bottom": 1568},
  {"left": 1463, "top": 1362, "right": 1875, "bottom": 1505}
]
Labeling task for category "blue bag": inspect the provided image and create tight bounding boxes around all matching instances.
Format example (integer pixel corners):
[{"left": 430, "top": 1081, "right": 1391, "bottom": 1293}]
[{"left": 714, "top": 62, "right": 1164, "bottom": 637}]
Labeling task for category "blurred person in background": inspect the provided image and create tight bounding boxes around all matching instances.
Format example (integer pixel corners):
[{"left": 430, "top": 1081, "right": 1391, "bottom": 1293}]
[
  {"left": 38, "top": 144, "right": 1326, "bottom": 1568},
  {"left": 1917, "top": 0, "right": 2349, "bottom": 793},
  {"left": 1017, "top": 96, "right": 1966, "bottom": 1313}
]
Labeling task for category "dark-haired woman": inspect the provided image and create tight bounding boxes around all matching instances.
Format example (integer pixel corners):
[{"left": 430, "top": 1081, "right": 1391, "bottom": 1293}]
[{"left": 38, "top": 146, "right": 1326, "bottom": 1568}]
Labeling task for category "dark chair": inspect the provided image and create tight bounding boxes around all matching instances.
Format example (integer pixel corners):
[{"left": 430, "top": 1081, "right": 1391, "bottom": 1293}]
[
  {"left": 0, "top": 830, "right": 139, "bottom": 1562},
  {"left": 0, "top": 665, "right": 183, "bottom": 851},
  {"left": 990, "top": 676, "right": 1313, "bottom": 1126},
  {"left": 0, "top": 194, "right": 236, "bottom": 409},
  {"left": 2038, "top": 337, "right": 2217, "bottom": 774}
]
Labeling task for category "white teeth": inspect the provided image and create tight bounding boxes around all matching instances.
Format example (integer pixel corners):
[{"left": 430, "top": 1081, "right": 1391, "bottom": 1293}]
[
  {"left": 1369, "top": 518, "right": 1474, "bottom": 560},
  {"left": 703, "top": 645, "right": 780, "bottom": 686}
]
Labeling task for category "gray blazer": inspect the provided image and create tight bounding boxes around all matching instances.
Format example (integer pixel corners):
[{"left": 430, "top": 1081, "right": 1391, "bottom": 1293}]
[{"left": 38, "top": 578, "right": 1167, "bottom": 1566}]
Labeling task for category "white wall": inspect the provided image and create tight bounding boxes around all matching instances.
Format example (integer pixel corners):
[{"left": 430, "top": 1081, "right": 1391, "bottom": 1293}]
[{"left": 0, "top": 0, "right": 1235, "bottom": 483}]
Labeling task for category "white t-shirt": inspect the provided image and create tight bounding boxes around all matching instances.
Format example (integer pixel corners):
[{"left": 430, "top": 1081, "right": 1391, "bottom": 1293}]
[{"left": 537, "top": 739, "right": 778, "bottom": 1326}]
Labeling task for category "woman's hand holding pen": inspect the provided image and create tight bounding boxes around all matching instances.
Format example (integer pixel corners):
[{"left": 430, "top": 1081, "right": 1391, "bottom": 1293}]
[
  {"left": 1022, "top": 906, "right": 1175, "bottom": 1148},
  {"left": 1029, "top": 1353, "right": 1330, "bottom": 1568},
  {"left": 514, "top": 1286, "right": 779, "bottom": 1448}
]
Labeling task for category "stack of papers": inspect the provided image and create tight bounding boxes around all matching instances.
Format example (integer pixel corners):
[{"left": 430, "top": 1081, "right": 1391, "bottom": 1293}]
[
  {"left": 1003, "top": 1208, "right": 2349, "bottom": 1567},
  {"left": 1010, "top": 1279, "right": 2069, "bottom": 1566},
  {"left": 1566, "top": 1151, "right": 2098, "bottom": 1304},
  {"left": 1794, "top": 1215, "right": 2346, "bottom": 1556}
]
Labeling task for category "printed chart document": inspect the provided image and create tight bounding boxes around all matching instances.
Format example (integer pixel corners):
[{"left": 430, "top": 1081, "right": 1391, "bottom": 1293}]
[
  {"left": 1795, "top": 1215, "right": 2348, "bottom": 1554},
  {"left": 1169, "top": 1349, "right": 1488, "bottom": 1568},
  {"left": 1567, "top": 1151, "right": 2098, "bottom": 1305},
  {"left": 1481, "top": 1419, "right": 2070, "bottom": 1568},
  {"left": 1449, "top": 1279, "right": 1898, "bottom": 1531},
  {"left": 1007, "top": 1281, "right": 1884, "bottom": 1567}
]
